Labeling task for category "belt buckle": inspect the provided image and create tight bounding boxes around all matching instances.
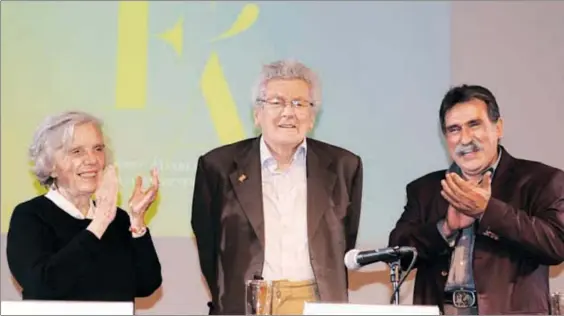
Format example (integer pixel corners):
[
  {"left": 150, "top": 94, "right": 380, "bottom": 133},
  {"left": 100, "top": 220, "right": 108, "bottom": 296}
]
[{"left": 452, "top": 289, "right": 476, "bottom": 308}]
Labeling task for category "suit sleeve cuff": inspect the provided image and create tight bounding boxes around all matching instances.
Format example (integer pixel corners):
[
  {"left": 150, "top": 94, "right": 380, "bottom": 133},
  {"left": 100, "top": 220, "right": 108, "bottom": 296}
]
[
  {"left": 476, "top": 197, "right": 507, "bottom": 234},
  {"left": 436, "top": 219, "right": 458, "bottom": 247}
]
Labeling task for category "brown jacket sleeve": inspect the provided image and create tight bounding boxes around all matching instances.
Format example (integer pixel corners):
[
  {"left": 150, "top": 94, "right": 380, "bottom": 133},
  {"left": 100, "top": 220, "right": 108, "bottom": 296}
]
[
  {"left": 478, "top": 171, "right": 564, "bottom": 265},
  {"left": 345, "top": 157, "right": 363, "bottom": 252},
  {"left": 388, "top": 181, "right": 450, "bottom": 267},
  {"left": 191, "top": 156, "right": 219, "bottom": 305}
]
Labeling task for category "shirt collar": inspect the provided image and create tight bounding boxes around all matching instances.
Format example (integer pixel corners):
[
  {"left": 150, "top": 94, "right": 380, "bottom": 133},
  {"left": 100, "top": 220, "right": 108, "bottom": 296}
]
[
  {"left": 45, "top": 188, "right": 95, "bottom": 220},
  {"left": 259, "top": 136, "right": 307, "bottom": 169},
  {"left": 492, "top": 147, "right": 503, "bottom": 171},
  {"left": 488, "top": 146, "right": 503, "bottom": 176}
]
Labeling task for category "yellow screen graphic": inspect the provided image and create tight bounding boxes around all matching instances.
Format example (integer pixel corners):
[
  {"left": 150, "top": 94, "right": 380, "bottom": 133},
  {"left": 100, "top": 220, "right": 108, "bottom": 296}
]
[{"left": 1, "top": 2, "right": 260, "bottom": 234}]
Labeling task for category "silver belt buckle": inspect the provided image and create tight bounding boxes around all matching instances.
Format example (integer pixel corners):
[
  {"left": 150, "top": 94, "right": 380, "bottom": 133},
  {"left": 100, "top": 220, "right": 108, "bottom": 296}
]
[{"left": 452, "top": 289, "right": 476, "bottom": 308}]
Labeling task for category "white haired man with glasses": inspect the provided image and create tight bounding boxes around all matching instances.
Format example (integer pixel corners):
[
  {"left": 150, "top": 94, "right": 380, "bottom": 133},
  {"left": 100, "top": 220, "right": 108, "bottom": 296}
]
[{"left": 191, "top": 60, "right": 364, "bottom": 315}]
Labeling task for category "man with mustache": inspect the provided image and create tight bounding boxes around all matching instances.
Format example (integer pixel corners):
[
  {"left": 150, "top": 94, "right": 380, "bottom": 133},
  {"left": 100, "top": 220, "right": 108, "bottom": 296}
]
[
  {"left": 388, "top": 84, "right": 564, "bottom": 315},
  {"left": 191, "top": 60, "right": 363, "bottom": 315}
]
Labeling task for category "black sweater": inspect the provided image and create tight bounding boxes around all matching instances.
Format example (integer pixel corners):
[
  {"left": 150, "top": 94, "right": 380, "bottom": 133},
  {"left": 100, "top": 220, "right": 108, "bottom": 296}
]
[{"left": 6, "top": 196, "right": 162, "bottom": 301}]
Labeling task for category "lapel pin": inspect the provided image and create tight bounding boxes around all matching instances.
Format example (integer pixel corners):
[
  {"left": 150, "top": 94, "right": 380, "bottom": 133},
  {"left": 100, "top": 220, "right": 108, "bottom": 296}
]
[
  {"left": 483, "top": 230, "right": 499, "bottom": 240},
  {"left": 238, "top": 174, "right": 247, "bottom": 183}
]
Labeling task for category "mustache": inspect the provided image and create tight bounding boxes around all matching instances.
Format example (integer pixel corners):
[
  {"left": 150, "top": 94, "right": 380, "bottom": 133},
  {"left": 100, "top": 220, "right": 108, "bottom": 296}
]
[{"left": 455, "top": 141, "right": 483, "bottom": 156}]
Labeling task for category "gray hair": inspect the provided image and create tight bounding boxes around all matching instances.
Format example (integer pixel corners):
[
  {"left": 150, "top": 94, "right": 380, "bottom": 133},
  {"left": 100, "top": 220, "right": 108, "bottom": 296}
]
[
  {"left": 29, "top": 111, "right": 110, "bottom": 186},
  {"left": 251, "top": 59, "right": 322, "bottom": 111}
]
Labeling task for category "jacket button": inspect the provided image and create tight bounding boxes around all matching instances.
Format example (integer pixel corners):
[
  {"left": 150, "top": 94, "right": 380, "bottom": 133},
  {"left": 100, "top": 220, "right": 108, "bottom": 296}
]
[{"left": 441, "top": 270, "right": 448, "bottom": 277}]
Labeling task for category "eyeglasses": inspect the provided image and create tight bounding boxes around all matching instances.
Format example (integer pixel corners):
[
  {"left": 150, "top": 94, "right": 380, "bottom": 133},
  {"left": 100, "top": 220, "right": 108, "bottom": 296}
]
[{"left": 256, "top": 97, "right": 314, "bottom": 113}]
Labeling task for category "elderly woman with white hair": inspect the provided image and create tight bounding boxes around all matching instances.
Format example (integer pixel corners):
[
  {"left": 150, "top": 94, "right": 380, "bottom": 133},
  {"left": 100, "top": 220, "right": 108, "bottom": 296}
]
[{"left": 6, "top": 111, "right": 162, "bottom": 302}]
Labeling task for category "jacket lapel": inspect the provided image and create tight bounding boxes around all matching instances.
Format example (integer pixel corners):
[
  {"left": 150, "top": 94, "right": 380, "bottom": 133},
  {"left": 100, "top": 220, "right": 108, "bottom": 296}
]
[
  {"left": 489, "top": 146, "right": 515, "bottom": 199},
  {"left": 227, "top": 138, "right": 342, "bottom": 249},
  {"left": 229, "top": 138, "right": 265, "bottom": 248},
  {"left": 306, "top": 142, "right": 337, "bottom": 241},
  {"left": 435, "top": 190, "right": 449, "bottom": 220}
]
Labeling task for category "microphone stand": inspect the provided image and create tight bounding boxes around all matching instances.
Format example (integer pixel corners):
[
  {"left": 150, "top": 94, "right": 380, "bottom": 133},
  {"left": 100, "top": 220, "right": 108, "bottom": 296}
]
[{"left": 389, "top": 259, "right": 401, "bottom": 305}]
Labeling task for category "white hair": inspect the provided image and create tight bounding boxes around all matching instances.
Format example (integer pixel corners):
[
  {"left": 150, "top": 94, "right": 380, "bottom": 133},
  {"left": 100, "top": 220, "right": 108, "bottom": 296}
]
[
  {"left": 251, "top": 59, "right": 322, "bottom": 111},
  {"left": 29, "top": 111, "right": 110, "bottom": 187}
]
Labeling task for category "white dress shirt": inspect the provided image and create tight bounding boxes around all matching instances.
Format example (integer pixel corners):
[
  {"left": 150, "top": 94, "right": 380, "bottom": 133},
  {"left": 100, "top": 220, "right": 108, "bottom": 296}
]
[{"left": 260, "top": 137, "right": 314, "bottom": 281}]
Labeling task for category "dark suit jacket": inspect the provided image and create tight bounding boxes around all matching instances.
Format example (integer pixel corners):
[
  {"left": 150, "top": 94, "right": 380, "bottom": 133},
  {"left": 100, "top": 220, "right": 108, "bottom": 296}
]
[
  {"left": 191, "top": 137, "right": 363, "bottom": 315},
  {"left": 388, "top": 146, "right": 564, "bottom": 314}
]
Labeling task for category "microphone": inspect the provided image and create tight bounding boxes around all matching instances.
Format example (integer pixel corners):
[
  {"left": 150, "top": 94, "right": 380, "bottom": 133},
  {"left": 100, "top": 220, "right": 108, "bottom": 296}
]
[{"left": 344, "top": 246, "right": 415, "bottom": 270}]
